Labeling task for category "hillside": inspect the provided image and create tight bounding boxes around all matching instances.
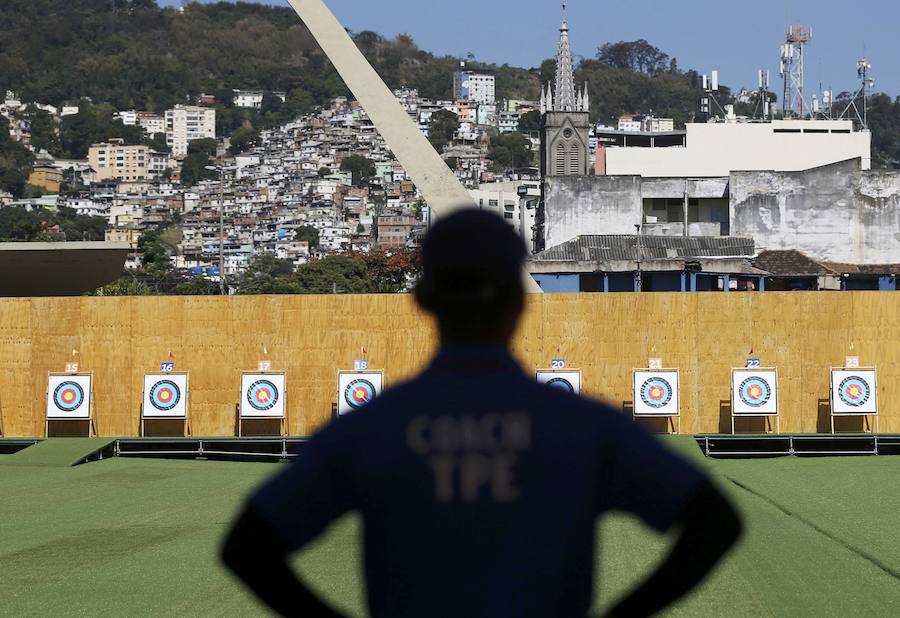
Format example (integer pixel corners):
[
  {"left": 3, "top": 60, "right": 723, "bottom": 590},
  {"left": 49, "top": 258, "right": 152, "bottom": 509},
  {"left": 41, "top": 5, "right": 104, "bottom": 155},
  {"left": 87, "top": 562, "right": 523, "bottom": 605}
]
[{"left": 2, "top": 1, "right": 897, "bottom": 165}]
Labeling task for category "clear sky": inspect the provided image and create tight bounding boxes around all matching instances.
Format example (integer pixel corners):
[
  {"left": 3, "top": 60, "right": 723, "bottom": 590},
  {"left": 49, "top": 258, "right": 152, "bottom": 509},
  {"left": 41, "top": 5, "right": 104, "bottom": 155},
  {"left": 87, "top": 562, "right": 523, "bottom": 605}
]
[{"left": 161, "top": 0, "right": 900, "bottom": 97}]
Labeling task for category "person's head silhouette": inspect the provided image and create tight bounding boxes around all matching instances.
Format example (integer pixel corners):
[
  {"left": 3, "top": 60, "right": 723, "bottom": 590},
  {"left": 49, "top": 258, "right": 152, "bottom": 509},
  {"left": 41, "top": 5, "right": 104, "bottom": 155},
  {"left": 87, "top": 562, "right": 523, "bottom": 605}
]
[{"left": 415, "top": 209, "right": 527, "bottom": 345}]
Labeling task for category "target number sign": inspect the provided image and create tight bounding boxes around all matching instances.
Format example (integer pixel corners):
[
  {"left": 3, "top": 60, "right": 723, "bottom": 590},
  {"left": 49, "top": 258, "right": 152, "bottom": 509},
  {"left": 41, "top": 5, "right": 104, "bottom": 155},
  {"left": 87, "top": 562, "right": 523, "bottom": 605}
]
[
  {"left": 46, "top": 374, "right": 92, "bottom": 419},
  {"left": 338, "top": 371, "right": 383, "bottom": 416},
  {"left": 831, "top": 369, "right": 877, "bottom": 415},
  {"left": 240, "top": 372, "right": 286, "bottom": 418},
  {"left": 732, "top": 369, "right": 778, "bottom": 415},
  {"left": 633, "top": 370, "right": 680, "bottom": 416},
  {"left": 536, "top": 370, "right": 581, "bottom": 395},
  {"left": 142, "top": 373, "right": 189, "bottom": 418}
]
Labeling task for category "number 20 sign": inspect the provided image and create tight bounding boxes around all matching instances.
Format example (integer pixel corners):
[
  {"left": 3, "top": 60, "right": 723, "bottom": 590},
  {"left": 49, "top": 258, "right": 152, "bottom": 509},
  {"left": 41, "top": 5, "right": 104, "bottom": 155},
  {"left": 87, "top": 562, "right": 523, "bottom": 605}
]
[{"left": 551, "top": 359, "right": 566, "bottom": 369}]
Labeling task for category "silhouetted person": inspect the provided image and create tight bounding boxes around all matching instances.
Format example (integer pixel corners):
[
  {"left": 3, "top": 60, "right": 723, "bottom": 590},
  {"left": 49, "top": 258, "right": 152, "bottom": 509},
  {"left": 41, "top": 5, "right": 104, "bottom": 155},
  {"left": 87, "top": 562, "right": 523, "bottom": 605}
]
[{"left": 222, "top": 209, "right": 742, "bottom": 617}]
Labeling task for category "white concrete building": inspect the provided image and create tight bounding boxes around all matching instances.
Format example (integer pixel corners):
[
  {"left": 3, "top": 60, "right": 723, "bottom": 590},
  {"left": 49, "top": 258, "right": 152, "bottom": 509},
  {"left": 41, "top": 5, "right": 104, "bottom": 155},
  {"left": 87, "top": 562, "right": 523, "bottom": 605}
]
[
  {"left": 165, "top": 105, "right": 216, "bottom": 156},
  {"left": 470, "top": 180, "right": 539, "bottom": 253},
  {"left": 138, "top": 112, "right": 165, "bottom": 137},
  {"left": 233, "top": 90, "right": 286, "bottom": 109},
  {"left": 604, "top": 120, "right": 872, "bottom": 178},
  {"left": 453, "top": 71, "right": 496, "bottom": 105}
]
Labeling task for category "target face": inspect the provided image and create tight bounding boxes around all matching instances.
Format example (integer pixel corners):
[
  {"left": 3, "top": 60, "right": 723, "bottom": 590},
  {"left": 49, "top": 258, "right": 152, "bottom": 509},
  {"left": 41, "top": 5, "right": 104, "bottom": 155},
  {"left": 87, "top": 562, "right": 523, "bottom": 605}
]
[
  {"left": 831, "top": 369, "right": 877, "bottom": 415},
  {"left": 536, "top": 370, "right": 581, "bottom": 395},
  {"left": 143, "top": 373, "right": 188, "bottom": 418},
  {"left": 240, "top": 373, "right": 286, "bottom": 418},
  {"left": 634, "top": 370, "right": 680, "bottom": 416},
  {"left": 338, "top": 371, "right": 383, "bottom": 416},
  {"left": 46, "top": 374, "right": 92, "bottom": 419},
  {"left": 732, "top": 369, "right": 778, "bottom": 415}
]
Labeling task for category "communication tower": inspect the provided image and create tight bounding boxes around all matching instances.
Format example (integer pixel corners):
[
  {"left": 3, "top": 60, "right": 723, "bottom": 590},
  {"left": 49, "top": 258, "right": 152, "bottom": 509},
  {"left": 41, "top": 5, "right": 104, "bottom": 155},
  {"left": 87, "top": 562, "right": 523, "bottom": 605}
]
[
  {"left": 840, "top": 58, "right": 874, "bottom": 130},
  {"left": 780, "top": 25, "right": 811, "bottom": 118}
]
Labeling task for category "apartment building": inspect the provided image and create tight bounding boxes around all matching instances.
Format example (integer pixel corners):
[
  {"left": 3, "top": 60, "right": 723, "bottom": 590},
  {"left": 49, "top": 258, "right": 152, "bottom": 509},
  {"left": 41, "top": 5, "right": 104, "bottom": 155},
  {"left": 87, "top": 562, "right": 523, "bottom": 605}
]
[
  {"left": 453, "top": 71, "right": 496, "bottom": 105},
  {"left": 88, "top": 139, "right": 150, "bottom": 182},
  {"left": 165, "top": 105, "right": 216, "bottom": 156}
]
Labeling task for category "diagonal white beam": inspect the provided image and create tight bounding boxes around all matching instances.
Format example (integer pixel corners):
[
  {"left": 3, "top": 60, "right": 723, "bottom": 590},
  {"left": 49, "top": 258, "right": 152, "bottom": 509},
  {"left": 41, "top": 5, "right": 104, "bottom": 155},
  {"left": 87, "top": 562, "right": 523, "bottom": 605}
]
[{"left": 285, "top": 1, "right": 542, "bottom": 293}]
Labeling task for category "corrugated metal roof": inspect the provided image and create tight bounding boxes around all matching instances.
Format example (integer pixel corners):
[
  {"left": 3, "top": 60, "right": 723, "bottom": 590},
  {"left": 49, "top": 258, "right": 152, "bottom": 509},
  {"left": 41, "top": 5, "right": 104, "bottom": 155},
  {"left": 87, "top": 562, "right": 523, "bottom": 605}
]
[{"left": 533, "top": 235, "right": 755, "bottom": 262}]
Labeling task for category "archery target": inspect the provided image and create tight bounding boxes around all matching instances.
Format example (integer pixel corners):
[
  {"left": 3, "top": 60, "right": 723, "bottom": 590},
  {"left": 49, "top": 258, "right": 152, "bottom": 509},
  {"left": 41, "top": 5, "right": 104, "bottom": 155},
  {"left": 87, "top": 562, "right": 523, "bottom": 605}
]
[
  {"left": 536, "top": 370, "right": 581, "bottom": 395},
  {"left": 831, "top": 369, "right": 877, "bottom": 415},
  {"left": 633, "top": 370, "right": 680, "bottom": 416},
  {"left": 338, "top": 371, "right": 383, "bottom": 416},
  {"left": 46, "top": 374, "right": 92, "bottom": 419},
  {"left": 240, "top": 372, "right": 286, "bottom": 418},
  {"left": 732, "top": 369, "right": 778, "bottom": 415},
  {"left": 142, "top": 373, "right": 188, "bottom": 418}
]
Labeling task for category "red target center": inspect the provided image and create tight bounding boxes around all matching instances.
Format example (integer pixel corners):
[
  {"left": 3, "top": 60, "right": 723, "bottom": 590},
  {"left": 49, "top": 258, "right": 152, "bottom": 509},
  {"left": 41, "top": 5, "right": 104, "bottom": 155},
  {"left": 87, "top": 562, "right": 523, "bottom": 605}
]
[
  {"left": 353, "top": 388, "right": 368, "bottom": 402},
  {"left": 748, "top": 386, "right": 762, "bottom": 399},
  {"left": 649, "top": 386, "right": 663, "bottom": 400},
  {"left": 256, "top": 390, "right": 270, "bottom": 402},
  {"left": 847, "top": 386, "right": 861, "bottom": 399},
  {"left": 159, "top": 389, "right": 172, "bottom": 402},
  {"left": 62, "top": 390, "right": 75, "bottom": 402}
]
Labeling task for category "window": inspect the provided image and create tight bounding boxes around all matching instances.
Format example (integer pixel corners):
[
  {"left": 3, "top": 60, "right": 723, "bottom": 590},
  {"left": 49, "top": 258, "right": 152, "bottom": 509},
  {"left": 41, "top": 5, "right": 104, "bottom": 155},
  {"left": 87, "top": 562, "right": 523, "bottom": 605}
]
[
  {"left": 504, "top": 212, "right": 514, "bottom": 219},
  {"left": 488, "top": 199, "right": 499, "bottom": 207},
  {"left": 555, "top": 143, "right": 566, "bottom": 173},
  {"left": 568, "top": 143, "right": 581, "bottom": 174}
]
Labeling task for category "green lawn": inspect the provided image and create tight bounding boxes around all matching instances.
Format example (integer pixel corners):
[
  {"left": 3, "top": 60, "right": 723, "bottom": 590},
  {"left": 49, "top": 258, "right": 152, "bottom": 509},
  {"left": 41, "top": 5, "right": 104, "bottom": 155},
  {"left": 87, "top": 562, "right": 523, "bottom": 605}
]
[{"left": 1, "top": 443, "right": 899, "bottom": 616}]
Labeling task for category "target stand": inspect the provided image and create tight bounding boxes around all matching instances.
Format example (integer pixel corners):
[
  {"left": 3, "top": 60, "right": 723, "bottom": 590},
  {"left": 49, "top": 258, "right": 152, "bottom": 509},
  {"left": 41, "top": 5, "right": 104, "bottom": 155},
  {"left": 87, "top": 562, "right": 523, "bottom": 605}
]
[
  {"left": 337, "top": 370, "right": 384, "bottom": 417},
  {"left": 238, "top": 371, "right": 287, "bottom": 437},
  {"left": 536, "top": 368, "right": 582, "bottom": 396},
  {"left": 830, "top": 367, "right": 878, "bottom": 434},
  {"left": 45, "top": 373, "right": 96, "bottom": 437},
  {"left": 141, "top": 372, "right": 191, "bottom": 437},
  {"left": 731, "top": 368, "right": 780, "bottom": 435},
  {"left": 632, "top": 369, "right": 681, "bottom": 434}
]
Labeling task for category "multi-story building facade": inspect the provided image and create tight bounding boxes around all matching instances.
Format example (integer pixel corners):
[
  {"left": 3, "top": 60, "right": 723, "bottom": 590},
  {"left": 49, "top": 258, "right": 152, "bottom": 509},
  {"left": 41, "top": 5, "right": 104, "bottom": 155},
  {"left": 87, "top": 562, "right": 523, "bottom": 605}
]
[
  {"left": 165, "top": 105, "right": 216, "bottom": 156},
  {"left": 453, "top": 71, "right": 496, "bottom": 105},
  {"left": 88, "top": 139, "right": 150, "bottom": 182},
  {"left": 137, "top": 112, "right": 165, "bottom": 137}
]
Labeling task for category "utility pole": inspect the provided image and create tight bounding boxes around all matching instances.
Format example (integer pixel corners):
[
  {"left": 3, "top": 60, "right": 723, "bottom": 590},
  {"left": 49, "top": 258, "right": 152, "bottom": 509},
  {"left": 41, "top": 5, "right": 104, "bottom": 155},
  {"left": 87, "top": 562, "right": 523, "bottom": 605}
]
[
  {"left": 634, "top": 223, "right": 642, "bottom": 292},
  {"left": 219, "top": 168, "right": 226, "bottom": 295}
]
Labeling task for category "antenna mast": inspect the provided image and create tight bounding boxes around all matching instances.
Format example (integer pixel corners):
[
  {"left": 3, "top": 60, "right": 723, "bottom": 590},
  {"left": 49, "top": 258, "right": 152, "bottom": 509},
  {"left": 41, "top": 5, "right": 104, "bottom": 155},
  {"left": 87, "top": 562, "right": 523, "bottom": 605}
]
[
  {"left": 780, "top": 25, "right": 811, "bottom": 118},
  {"left": 840, "top": 58, "right": 874, "bottom": 130}
]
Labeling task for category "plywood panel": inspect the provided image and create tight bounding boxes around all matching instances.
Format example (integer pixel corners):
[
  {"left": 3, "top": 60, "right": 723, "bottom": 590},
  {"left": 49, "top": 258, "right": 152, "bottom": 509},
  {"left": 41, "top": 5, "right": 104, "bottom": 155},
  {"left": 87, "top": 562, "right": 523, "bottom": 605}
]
[{"left": 2, "top": 292, "right": 899, "bottom": 437}]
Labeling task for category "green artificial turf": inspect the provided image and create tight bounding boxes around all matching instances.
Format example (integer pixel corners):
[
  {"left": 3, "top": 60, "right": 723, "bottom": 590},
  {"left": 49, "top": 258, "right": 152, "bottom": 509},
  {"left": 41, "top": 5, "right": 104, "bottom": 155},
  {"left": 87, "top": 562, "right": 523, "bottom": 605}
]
[
  {"left": 1, "top": 445, "right": 899, "bottom": 616},
  {"left": 0, "top": 438, "right": 112, "bottom": 468}
]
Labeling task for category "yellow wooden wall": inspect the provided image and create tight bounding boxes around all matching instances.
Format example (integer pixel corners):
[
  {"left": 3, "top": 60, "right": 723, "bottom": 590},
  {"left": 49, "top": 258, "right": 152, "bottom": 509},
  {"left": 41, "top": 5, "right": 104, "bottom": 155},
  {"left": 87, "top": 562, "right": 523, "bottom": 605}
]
[{"left": 1, "top": 293, "right": 898, "bottom": 437}]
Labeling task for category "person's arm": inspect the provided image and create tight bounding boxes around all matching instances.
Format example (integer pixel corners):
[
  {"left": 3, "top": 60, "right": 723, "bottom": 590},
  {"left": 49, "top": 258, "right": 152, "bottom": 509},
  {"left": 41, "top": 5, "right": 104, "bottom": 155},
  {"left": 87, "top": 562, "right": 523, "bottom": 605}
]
[
  {"left": 220, "top": 433, "right": 353, "bottom": 617},
  {"left": 603, "top": 480, "right": 743, "bottom": 617},
  {"left": 221, "top": 508, "right": 345, "bottom": 618}
]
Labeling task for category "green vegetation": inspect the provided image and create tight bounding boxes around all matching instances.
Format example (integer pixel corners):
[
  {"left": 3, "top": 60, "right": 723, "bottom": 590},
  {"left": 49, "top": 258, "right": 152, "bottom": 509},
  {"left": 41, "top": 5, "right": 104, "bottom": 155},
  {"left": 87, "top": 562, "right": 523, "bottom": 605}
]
[
  {"left": 293, "top": 225, "right": 320, "bottom": 250},
  {"left": 487, "top": 132, "right": 534, "bottom": 171},
  {"left": 339, "top": 155, "right": 376, "bottom": 188},
  {"left": 1, "top": 444, "right": 898, "bottom": 615},
  {"left": 0, "top": 121, "right": 34, "bottom": 197},
  {"left": 0, "top": 205, "right": 106, "bottom": 241},
  {"left": 180, "top": 138, "right": 218, "bottom": 187},
  {"left": 427, "top": 109, "right": 460, "bottom": 154}
]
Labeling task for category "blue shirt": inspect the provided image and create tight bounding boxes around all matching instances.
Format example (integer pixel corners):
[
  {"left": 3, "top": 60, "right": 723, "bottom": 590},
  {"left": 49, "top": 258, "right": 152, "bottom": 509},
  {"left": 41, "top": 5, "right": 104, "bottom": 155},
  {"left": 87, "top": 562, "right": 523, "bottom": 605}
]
[{"left": 250, "top": 346, "right": 706, "bottom": 618}]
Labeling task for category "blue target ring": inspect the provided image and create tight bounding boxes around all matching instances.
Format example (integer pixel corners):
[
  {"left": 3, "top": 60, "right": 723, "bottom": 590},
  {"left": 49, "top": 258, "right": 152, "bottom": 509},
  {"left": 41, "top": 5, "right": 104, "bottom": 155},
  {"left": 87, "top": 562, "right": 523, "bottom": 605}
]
[
  {"left": 53, "top": 381, "right": 85, "bottom": 413},
  {"left": 546, "top": 377, "right": 575, "bottom": 393},
  {"left": 247, "top": 380, "right": 279, "bottom": 411},
  {"left": 640, "top": 378, "right": 673, "bottom": 409},
  {"left": 838, "top": 376, "right": 870, "bottom": 407},
  {"left": 149, "top": 380, "right": 181, "bottom": 412},
  {"left": 739, "top": 377, "right": 771, "bottom": 407},
  {"left": 344, "top": 379, "right": 376, "bottom": 410}
]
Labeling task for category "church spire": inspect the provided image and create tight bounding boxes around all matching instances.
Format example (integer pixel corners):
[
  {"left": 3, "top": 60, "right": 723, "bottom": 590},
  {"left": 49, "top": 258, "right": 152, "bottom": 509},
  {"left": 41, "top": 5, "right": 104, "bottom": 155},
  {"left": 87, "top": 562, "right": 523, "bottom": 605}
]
[{"left": 553, "top": 0, "right": 578, "bottom": 112}]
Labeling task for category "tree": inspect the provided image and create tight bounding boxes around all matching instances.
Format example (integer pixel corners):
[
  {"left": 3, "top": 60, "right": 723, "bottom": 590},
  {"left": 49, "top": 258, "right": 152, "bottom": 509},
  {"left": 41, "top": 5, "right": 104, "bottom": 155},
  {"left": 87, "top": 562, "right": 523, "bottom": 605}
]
[
  {"left": 487, "top": 133, "right": 533, "bottom": 171},
  {"left": 146, "top": 133, "right": 170, "bottom": 154},
  {"left": 229, "top": 126, "right": 259, "bottom": 155},
  {"left": 358, "top": 249, "right": 420, "bottom": 293},
  {"left": 137, "top": 227, "right": 172, "bottom": 276},
  {"left": 0, "top": 121, "right": 35, "bottom": 198},
  {"left": 517, "top": 110, "right": 541, "bottom": 134},
  {"left": 94, "top": 276, "right": 151, "bottom": 296},
  {"left": 180, "top": 138, "right": 218, "bottom": 186},
  {"left": 295, "top": 255, "right": 372, "bottom": 294},
  {"left": 294, "top": 225, "right": 320, "bottom": 249},
  {"left": 58, "top": 101, "right": 143, "bottom": 158},
  {"left": 23, "top": 105, "right": 60, "bottom": 154},
  {"left": 427, "top": 109, "right": 459, "bottom": 153},
  {"left": 238, "top": 255, "right": 298, "bottom": 295},
  {"left": 317, "top": 166, "right": 332, "bottom": 177},
  {"left": 340, "top": 155, "right": 375, "bottom": 187},
  {"left": 597, "top": 40, "right": 670, "bottom": 75}
]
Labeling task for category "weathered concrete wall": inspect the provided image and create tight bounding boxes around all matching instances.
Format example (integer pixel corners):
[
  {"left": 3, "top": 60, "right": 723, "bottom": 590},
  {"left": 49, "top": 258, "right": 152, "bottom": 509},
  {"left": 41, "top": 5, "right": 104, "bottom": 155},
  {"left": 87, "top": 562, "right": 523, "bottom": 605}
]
[
  {"left": 641, "top": 178, "right": 729, "bottom": 199},
  {"left": 731, "top": 159, "right": 900, "bottom": 263},
  {"left": 543, "top": 176, "right": 641, "bottom": 249}
]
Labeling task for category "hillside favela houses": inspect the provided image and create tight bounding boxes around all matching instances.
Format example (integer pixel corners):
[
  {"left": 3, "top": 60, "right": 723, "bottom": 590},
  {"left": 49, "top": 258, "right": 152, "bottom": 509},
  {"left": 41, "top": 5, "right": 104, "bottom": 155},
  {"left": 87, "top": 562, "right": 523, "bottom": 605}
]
[{"left": 1, "top": 4, "right": 898, "bottom": 296}]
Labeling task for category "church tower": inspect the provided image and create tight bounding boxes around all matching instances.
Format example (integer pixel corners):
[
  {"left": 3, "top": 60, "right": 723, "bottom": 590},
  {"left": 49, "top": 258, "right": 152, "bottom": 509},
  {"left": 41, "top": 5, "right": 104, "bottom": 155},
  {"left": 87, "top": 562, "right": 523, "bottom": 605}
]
[{"left": 540, "top": 1, "right": 590, "bottom": 177}]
